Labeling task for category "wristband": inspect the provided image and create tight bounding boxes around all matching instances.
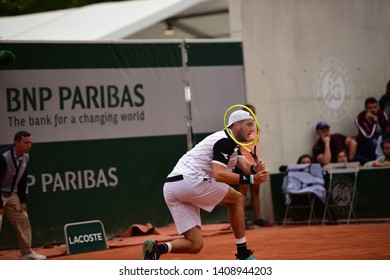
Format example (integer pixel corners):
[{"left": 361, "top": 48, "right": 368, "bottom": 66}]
[
  {"left": 239, "top": 174, "right": 250, "bottom": 184},
  {"left": 239, "top": 175, "right": 254, "bottom": 185},
  {"left": 250, "top": 164, "right": 257, "bottom": 174}
]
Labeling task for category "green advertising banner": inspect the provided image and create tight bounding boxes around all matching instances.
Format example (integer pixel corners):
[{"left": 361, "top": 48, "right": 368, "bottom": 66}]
[
  {"left": 0, "top": 41, "right": 187, "bottom": 249},
  {"left": 0, "top": 40, "right": 245, "bottom": 249},
  {"left": 0, "top": 42, "right": 186, "bottom": 143}
]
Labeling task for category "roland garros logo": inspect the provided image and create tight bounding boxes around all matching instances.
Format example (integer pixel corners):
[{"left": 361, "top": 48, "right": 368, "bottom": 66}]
[
  {"left": 314, "top": 58, "right": 353, "bottom": 121},
  {"left": 329, "top": 175, "right": 357, "bottom": 216}
]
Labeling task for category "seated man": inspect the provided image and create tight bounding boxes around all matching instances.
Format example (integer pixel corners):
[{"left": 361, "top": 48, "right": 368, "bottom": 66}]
[
  {"left": 312, "top": 122, "right": 359, "bottom": 166},
  {"left": 355, "top": 97, "right": 388, "bottom": 160},
  {"left": 364, "top": 138, "right": 390, "bottom": 167}
]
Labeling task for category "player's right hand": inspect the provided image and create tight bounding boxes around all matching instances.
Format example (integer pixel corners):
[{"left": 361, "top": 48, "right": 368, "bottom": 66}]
[{"left": 253, "top": 169, "right": 269, "bottom": 184}]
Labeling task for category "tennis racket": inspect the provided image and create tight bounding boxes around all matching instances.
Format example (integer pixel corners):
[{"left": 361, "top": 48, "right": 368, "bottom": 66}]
[{"left": 223, "top": 104, "right": 260, "bottom": 163}]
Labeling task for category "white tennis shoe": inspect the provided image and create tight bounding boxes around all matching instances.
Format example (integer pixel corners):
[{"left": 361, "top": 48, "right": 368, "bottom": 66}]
[{"left": 22, "top": 251, "right": 46, "bottom": 260}]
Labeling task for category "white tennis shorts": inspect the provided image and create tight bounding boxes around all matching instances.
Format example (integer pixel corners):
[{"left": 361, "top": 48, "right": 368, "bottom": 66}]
[{"left": 163, "top": 174, "right": 229, "bottom": 235}]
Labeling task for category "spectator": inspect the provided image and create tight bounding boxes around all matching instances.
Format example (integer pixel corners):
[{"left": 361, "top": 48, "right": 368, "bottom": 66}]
[
  {"left": 379, "top": 80, "right": 390, "bottom": 117},
  {"left": 312, "top": 121, "right": 359, "bottom": 166},
  {"left": 277, "top": 154, "right": 313, "bottom": 173},
  {"left": 364, "top": 138, "right": 390, "bottom": 167},
  {"left": 321, "top": 149, "right": 351, "bottom": 171},
  {"left": 296, "top": 154, "right": 313, "bottom": 164},
  {"left": 375, "top": 118, "right": 390, "bottom": 158},
  {"left": 336, "top": 149, "right": 349, "bottom": 163},
  {"left": 355, "top": 97, "right": 388, "bottom": 160}
]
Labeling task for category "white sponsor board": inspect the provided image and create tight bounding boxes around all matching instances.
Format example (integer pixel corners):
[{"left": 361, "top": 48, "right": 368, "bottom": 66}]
[{"left": 0, "top": 68, "right": 186, "bottom": 144}]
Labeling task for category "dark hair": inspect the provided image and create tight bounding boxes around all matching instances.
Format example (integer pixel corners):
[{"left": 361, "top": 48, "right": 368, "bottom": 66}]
[
  {"left": 336, "top": 148, "right": 349, "bottom": 160},
  {"left": 381, "top": 137, "right": 390, "bottom": 149},
  {"left": 244, "top": 104, "right": 256, "bottom": 114},
  {"left": 365, "top": 97, "right": 378, "bottom": 108},
  {"left": 386, "top": 80, "right": 390, "bottom": 92},
  {"left": 297, "top": 154, "right": 313, "bottom": 164},
  {"left": 14, "top": 130, "right": 31, "bottom": 142}
]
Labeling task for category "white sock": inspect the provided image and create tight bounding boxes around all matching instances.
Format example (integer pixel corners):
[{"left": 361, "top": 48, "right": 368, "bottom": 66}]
[
  {"left": 166, "top": 242, "right": 172, "bottom": 253},
  {"left": 235, "top": 236, "right": 246, "bottom": 244}
]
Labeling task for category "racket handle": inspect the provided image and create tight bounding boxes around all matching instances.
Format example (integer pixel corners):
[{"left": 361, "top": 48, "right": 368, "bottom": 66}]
[{"left": 251, "top": 152, "right": 258, "bottom": 163}]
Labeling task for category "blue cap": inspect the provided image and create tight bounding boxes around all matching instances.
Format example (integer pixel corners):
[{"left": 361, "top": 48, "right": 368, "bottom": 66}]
[{"left": 316, "top": 121, "right": 330, "bottom": 130}]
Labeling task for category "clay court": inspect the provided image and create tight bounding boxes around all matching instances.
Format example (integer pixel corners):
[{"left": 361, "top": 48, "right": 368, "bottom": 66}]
[{"left": 1, "top": 222, "right": 390, "bottom": 260}]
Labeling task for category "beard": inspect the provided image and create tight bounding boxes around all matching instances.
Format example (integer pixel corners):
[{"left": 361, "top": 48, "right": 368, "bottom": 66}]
[{"left": 235, "top": 128, "right": 248, "bottom": 142}]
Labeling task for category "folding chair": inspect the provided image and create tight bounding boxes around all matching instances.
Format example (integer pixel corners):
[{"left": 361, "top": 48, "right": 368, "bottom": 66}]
[
  {"left": 282, "top": 163, "right": 326, "bottom": 225},
  {"left": 321, "top": 162, "right": 360, "bottom": 225}
]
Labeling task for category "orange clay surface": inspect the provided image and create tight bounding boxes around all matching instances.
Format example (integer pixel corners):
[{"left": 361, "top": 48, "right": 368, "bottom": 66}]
[{"left": 1, "top": 222, "right": 390, "bottom": 260}]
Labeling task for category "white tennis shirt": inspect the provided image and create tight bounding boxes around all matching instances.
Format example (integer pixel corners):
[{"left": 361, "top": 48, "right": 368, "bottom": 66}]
[{"left": 170, "top": 130, "right": 242, "bottom": 179}]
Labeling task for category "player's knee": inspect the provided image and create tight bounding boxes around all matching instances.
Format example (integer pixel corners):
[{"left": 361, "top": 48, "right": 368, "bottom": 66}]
[
  {"left": 190, "top": 239, "right": 204, "bottom": 254},
  {"left": 221, "top": 188, "right": 244, "bottom": 207},
  {"left": 234, "top": 191, "right": 244, "bottom": 205}
]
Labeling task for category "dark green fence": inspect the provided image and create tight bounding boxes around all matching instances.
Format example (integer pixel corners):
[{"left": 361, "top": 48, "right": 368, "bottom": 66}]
[{"left": 271, "top": 168, "right": 390, "bottom": 224}]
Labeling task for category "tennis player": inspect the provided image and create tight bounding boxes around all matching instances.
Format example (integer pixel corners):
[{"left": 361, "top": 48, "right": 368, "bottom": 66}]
[{"left": 142, "top": 109, "right": 269, "bottom": 260}]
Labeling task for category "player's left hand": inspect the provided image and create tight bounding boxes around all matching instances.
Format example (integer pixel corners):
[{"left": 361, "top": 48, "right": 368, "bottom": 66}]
[{"left": 253, "top": 159, "right": 267, "bottom": 173}]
